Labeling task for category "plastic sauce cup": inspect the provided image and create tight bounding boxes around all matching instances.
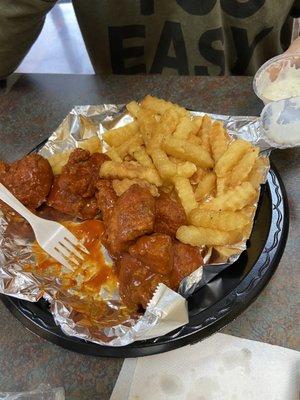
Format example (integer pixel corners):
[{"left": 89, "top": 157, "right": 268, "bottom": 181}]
[{"left": 253, "top": 53, "right": 300, "bottom": 105}]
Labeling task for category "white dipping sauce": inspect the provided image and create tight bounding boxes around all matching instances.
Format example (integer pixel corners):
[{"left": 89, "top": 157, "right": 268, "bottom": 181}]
[
  {"left": 259, "top": 61, "right": 300, "bottom": 102},
  {"left": 262, "top": 98, "right": 300, "bottom": 147},
  {"left": 257, "top": 57, "right": 300, "bottom": 147},
  {"left": 263, "top": 78, "right": 300, "bottom": 101}
]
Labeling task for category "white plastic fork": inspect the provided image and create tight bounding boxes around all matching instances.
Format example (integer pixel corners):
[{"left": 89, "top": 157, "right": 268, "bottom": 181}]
[{"left": 0, "top": 183, "right": 89, "bottom": 270}]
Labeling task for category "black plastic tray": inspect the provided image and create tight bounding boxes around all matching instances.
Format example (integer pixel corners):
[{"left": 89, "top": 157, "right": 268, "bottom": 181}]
[{"left": 1, "top": 165, "right": 289, "bottom": 357}]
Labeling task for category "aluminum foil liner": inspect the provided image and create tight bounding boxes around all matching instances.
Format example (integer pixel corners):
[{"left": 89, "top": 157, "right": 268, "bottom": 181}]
[
  {"left": 0, "top": 104, "right": 270, "bottom": 346},
  {"left": 0, "top": 384, "right": 65, "bottom": 400}
]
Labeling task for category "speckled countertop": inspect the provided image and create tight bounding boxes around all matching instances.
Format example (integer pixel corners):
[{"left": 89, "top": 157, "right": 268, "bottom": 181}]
[{"left": 0, "top": 74, "right": 299, "bottom": 400}]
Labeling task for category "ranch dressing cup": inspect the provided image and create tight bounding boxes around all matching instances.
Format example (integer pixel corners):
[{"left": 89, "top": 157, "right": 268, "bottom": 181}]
[
  {"left": 253, "top": 53, "right": 300, "bottom": 148},
  {"left": 260, "top": 96, "right": 300, "bottom": 148},
  {"left": 253, "top": 53, "right": 300, "bottom": 105}
]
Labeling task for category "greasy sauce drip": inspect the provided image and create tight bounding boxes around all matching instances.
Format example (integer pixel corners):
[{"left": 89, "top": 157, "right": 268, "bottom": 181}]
[
  {"left": 27, "top": 220, "right": 132, "bottom": 327},
  {"left": 31, "top": 220, "right": 113, "bottom": 290}
]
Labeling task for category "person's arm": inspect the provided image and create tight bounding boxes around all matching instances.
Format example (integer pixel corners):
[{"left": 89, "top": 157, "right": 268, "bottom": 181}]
[{"left": 0, "top": 0, "right": 56, "bottom": 79}]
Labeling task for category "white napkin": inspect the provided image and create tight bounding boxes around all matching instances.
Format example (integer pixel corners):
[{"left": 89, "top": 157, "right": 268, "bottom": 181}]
[{"left": 110, "top": 333, "right": 300, "bottom": 400}]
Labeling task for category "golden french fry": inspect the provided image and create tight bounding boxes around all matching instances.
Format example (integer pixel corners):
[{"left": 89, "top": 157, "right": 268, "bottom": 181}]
[
  {"left": 215, "top": 139, "right": 252, "bottom": 177},
  {"left": 176, "top": 162, "right": 197, "bottom": 178},
  {"left": 173, "top": 176, "right": 197, "bottom": 215},
  {"left": 247, "top": 157, "right": 269, "bottom": 189},
  {"left": 138, "top": 108, "right": 180, "bottom": 153},
  {"left": 104, "top": 122, "right": 138, "bottom": 147},
  {"left": 168, "top": 156, "right": 181, "bottom": 164},
  {"left": 210, "top": 121, "right": 230, "bottom": 162},
  {"left": 47, "top": 137, "right": 102, "bottom": 175},
  {"left": 199, "top": 114, "right": 212, "bottom": 135},
  {"left": 193, "top": 116, "right": 203, "bottom": 132},
  {"left": 160, "top": 185, "right": 173, "bottom": 193},
  {"left": 229, "top": 147, "right": 259, "bottom": 187},
  {"left": 151, "top": 149, "right": 196, "bottom": 180},
  {"left": 216, "top": 176, "right": 227, "bottom": 196},
  {"left": 106, "top": 148, "right": 122, "bottom": 162},
  {"left": 151, "top": 148, "right": 177, "bottom": 180},
  {"left": 78, "top": 136, "right": 102, "bottom": 153},
  {"left": 136, "top": 108, "right": 157, "bottom": 147},
  {"left": 190, "top": 167, "right": 207, "bottom": 185},
  {"left": 200, "top": 182, "right": 257, "bottom": 211},
  {"left": 162, "top": 136, "right": 214, "bottom": 168},
  {"left": 187, "top": 134, "right": 202, "bottom": 146},
  {"left": 241, "top": 222, "right": 254, "bottom": 239},
  {"left": 176, "top": 225, "right": 242, "bottom": 246},
  {"left": 214, "top": 246, "right": 240, "bottom": 260},
  {"left": 114, "top": 134, "right": 143, "bottom": 159},
  {"left": 100, "top": 161, "right": 162, "bottom": 186},
  {"left": 123, "top": 154, "right": 134, "bottom": 162},
  {"left": 175, "top": 160, "right": 196, "bottom": 177},
  {"left": 112, "top": 178, "right": 159, "bottom": 197},
  {"left": 189, "top": 209, "right": 249, "bottom": 230},
  {"left": 199, "top": 114, "right": 212, "bottom": 153},
  {"left": 126, "top": 101, "right": 140, "bottom": 118},
  {"left": 241, "top": 205, "right": 256, "bottom": 219},
  {"left": 140, "top": 95, "right": 187, "bottom": 117},
  {"left": 173, "top": 117, "right": 198, "bottom": 139},
  {"left": 47, "top": 152, "right": 71, "bottom": 175},
  {"left": 195, "top": 172, "right": 216, "bottom": 201},
  {"left": 132, "top": 147, "right": 154, "bottom": 168},
  {"left": 156, "top": 108, "right": 179, "bottom": 135}
]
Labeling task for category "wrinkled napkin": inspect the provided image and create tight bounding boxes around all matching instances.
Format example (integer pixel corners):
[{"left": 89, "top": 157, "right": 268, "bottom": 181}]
[{"left": 110, "top": 333, "right": 300, "bottom": 400}]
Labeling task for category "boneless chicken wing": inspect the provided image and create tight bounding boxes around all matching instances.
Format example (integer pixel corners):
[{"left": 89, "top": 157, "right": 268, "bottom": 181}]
[
  {"left": 117, "top": 253, "right": 170, "bottom": 310},
  {"left": 47, "top": 149, "right": 108, "bottom": 219},
  {"left": 118, "top": 232, "right": 203, "bottom": 309},
  {"left": 154, "top": 192, "right": 187, "bottom": 237},
  {"left": 170, "top": 241, "right": 203, "bottom": 290},
  {"left": 96, "top": 179, "right": 118, "bottom": 223},
  {"left": 0, "top": 154, "right": 53, "bottom": 209},
  {"left": 104, "top": 185, "right": 155, "bottom": 256},
  {"left": 0, "top": 161, "right": 6, "bottom": 176},
  {"left": 129, "top": 233, "right": 173, "bottom": 275},
  {"left": 58, "top": 149, "right": 106, "bottom": 197}
]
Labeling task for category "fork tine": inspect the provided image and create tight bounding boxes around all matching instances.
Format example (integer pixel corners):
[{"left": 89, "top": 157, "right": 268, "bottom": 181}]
[
  {"left": 60, "top": 238, "right": 84, "bottom": 261},
  {"left": 50, "top": 248, "right": 74, "bottom": 270},
  {"left": 63, "top": 230, "right": 89, "bottom": 254},
  {"left": 55, "top": 243, "right": 80, "bottom": 266}
]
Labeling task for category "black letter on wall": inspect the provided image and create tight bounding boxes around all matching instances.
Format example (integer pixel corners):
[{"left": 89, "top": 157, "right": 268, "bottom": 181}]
[
  {"left": 108, "top": 25, "right": 146, "bottom": 74},
  {"left": 150, "top": 21, "right": 189, "bottom": 74},
  {"left": 220, "top": 0, "right": 265, "bottom": 18},
  {"left": 231, "top": 26, "right": 272, "bottom": 74},
  {"left": 176, "top": 0, "right": 217, "bottom": 15},
  {"left": 194, "top": 28, "right": 225, "bottom": 75}
]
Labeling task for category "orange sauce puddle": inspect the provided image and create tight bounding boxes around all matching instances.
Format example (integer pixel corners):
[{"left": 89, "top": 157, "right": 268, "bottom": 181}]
[
  {"left": 26, "top": 219, "right": 131, "bottom": 327},
  {"left": 31, "top": 220, "right": 113, "bottom": 289}
]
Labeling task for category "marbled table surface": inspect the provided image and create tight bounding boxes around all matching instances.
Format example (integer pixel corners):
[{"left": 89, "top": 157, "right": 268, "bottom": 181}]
[{"left": 0, "top": 74, "right": 299, "bottom": 400}]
